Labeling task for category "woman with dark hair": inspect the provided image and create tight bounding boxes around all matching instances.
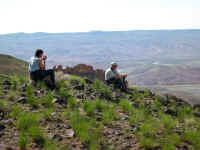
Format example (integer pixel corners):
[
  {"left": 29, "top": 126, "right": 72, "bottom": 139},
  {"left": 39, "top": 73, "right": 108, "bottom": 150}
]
[{"left": 29, "top": 49, "right": 55, "bottom": 89}]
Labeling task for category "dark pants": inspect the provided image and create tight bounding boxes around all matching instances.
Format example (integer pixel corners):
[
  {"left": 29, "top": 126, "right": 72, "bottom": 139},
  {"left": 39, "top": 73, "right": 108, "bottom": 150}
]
[
  {"left": 106, "top": 77, "right": 127, "bottom": 91},
  {"left": 30, "top": 69, "right": 55, "bottom": 89}
]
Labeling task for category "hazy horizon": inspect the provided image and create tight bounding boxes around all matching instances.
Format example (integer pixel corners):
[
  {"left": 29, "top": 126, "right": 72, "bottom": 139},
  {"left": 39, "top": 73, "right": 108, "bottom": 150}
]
[
  {"left": 1, "top": 29, "right": 200, "bottom": 35},
  {"left": 0, "top": 0, "right": 200, "bottom": 34}
]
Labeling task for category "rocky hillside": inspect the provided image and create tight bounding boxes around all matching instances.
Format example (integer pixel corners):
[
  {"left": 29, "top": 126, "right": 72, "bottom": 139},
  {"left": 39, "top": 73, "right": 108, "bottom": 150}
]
[
  {"left": 0, "top": 72, "right": 200, "bottom": 150},
  {"left": 0, "top": 54, "right": 28, "bottom": 76}
]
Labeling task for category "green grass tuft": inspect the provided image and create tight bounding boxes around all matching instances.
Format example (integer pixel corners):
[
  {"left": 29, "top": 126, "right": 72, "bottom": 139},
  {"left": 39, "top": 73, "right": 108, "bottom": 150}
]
[
  {"left": 18, "top": 133, "right": 29, "bottom": 150},
  {"left": 17, "top": 112, "right": 39, "bottom": 132},
  {"left": 83, "top": 100, "right": 96, "bottom": 116}
]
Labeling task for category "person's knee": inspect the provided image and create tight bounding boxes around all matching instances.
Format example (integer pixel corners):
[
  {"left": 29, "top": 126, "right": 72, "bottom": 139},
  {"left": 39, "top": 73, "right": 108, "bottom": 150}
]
[{"left": 47, "top": 69, "right": 54, "bottom": 75}]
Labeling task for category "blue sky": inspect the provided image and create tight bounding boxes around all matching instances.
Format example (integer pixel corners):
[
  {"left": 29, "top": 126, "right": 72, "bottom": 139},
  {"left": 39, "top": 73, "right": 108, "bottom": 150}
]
[{"left": 0, "top": 0, "right": 199, "bottom": 33}]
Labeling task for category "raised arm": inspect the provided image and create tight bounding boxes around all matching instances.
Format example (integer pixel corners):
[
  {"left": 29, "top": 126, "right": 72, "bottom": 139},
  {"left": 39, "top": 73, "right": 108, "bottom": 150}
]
[{"left": 38, "top": 58, "right": 46, "bottom": 70}]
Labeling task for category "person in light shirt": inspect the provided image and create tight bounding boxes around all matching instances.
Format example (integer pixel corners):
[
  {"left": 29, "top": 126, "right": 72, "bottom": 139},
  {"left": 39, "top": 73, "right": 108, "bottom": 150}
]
[
  {"left": 105, "top": 62, "right": 128, "bottom": 92},
  {"left": 29, "top": 49, "right": 55, "bottom": 89}
]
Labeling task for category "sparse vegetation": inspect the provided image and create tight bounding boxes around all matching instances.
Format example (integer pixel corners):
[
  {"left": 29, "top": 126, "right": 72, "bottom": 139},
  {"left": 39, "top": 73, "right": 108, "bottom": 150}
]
[
  {"left": 27, "top": 96, "right": 39, "bottom": 108},
  {"left": 18, "top": 133, "right": 29, "bottom": 150},
  {"left": 9, "top": 105, "right": 22, "bottom": 119},
  {"left": 41, "top": 92, "right": 54, "bottom": 108},
  {"left": 83, "top": 100, "right": 96, "bottom": 116},
  {"left": 0, "top": 74, "right": 200, "bottom": 150},
  {"left": 70, "top": 109, "right": 102, "bottom": 150}
]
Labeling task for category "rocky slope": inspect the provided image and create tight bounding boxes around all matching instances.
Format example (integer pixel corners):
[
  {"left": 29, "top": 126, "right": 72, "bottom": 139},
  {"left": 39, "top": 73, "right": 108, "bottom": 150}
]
[
  {"left": 0, "top": 72, "right": 200, "bottom": 150},
  {"left": 0, "top": 54, "right": 28, "bottom": 76}
]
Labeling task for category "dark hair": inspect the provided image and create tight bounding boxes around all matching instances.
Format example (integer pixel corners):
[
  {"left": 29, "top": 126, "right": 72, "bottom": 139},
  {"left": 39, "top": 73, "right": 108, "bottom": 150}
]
[{"left": 35, "top": 49, "right": 43, "bottom": 58}]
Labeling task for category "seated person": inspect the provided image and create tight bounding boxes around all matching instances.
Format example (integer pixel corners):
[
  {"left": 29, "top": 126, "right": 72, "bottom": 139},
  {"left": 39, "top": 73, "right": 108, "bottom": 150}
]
[
  {"left": 105, "top": 62, "right": 128, "bottom": 92},
  {"left": 29, "top": 49, "right": 55, "bottom": 89}
]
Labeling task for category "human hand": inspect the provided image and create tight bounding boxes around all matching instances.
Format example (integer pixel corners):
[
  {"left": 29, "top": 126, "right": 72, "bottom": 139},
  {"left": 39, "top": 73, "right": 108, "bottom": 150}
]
[
  {"left": 43, "top": 56, "right": 47, "bottom": 60},
  {"left": 122, "top": 74, "right": 127, "bottom": 78}
]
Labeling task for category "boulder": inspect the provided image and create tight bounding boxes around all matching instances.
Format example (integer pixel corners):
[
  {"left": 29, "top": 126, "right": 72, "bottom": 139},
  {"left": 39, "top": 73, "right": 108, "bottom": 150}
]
[
  {"left": 0, "top": 123, "right": 5, "bottom": 131},
  {"left": 84, "top": 78, "right": 93, "bottom": 84},
  {"left": 73, "top": 84, "right": 84, "bottom": 90},
  {"left": 17, "top": 97, "right": 27, "bottom": 104},
  {"left": 2, "top": 80, "right": 11, "bottom": 86},
  {"left": 52, "top": 134, "right": 63, "bottom": 141}
]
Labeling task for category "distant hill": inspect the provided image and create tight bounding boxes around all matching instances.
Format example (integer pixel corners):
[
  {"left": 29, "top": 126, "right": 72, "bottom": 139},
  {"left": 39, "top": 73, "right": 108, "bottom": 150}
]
[
  {"left": 1, "top": 30, "right": 200, "bottom": 102},
  {"left": 1, "top": 30, "right": 200, "bottom": 68},
  {"left": 129, "top": 65, "right": 200, "bottom": 85},
  {"left": 0, "top": 54, "right": 28, "bottom": 76}
]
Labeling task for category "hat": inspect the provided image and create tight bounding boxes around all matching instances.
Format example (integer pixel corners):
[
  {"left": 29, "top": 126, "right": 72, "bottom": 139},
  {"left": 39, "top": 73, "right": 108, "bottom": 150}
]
[{"left": 111, "top": 62, "right": 117, "bottom": 66}]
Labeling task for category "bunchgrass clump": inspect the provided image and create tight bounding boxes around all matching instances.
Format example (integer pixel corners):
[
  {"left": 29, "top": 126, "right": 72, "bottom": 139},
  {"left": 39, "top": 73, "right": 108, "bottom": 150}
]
[
  {"left": 17, "top": 112, "right": 39, "bottom": 132},
  {"left": 9, "top": 105, "right": 22, "bottom": 119},
  {"left": 7, "top": 91, "right": 17, "bottom": 101},
  {"left": 83, "top": 100, "right": 96, "bottom": 116},
  {"left": 59, "top": 87, "right": 71, "bottom": 99},
  {"left": 93, "top": 99, "right": 107, "bottom": 112},
  {"left": 26, "top": 84, "right": 34, "bottom": 97},
  {"left": 181, "top": 129, "right": 200, "bottom": 149},
  {"left": 69, "top": 75, "right": 85, "bottom": 85},
  {"left": 10, "top": 75, "right": 19, "bottom": 90},
  {"left": 37, "top": 81, "right": 47, "bottom": 90},
  {"left": 119, "top": 99, "right": 133, "bottom": 114},
  {"left": 101, "top": 87, "right": 112, "bottom": 99},
  {"left": 138, "top": 121, "right": 157, "bottom": 137},
  {"left": 18, "top": 75, "right": 26, "bottom": 85},
  {"left": 92, "top": 79, "right": 103, "bottom": 91},
  {"left": 165, "top": 133, "right": 181, "bottom": 147},
  {"left": 28, "top": 126, "right": 45, "bottom": 146},
  {"left": 27, "top": 96, "right": 39, "bottom": 108},
  {"left": 18, "top": 133, "right": 29, "bottom": 150},
  {"left": 17, "top": 112, "right": 45, "bottom": 147},
  {"left": 177, "top": 106, "right": 193, "bottom": 120},
  {"left": 41, "top": 92, "right": 54, "bottom": 108},
  {"left": 162, "top": 144, "right": 175, "bottom": 150},
  {"left": 92, "top": 80, "right": 112, "bottom": 99},
  {"left": 42, "top": 108, "right": 53, "bottom": 121},
  {"left": 102, "top": 106, "right": 116, "bottom": 125},
  {"left": 160, "top": 114, "right": 176, "bottom": 133},
  {"left": 129, "top": 108, "right": 146, "bottom": 125},
  {"left": 139, "top": 136, "right": 154, "bottom": 150},
  {"left": 70, "top": 109, "right": 102, "bottom": 150},
  {"left": 0, "top": 85, "right": 3, "bottom": 97},
  {"left": 67, "top": 96, "right": 78, "bottom": 109},
  {"left": 0, "top": 100, "right": 9, "bottom": 112}
]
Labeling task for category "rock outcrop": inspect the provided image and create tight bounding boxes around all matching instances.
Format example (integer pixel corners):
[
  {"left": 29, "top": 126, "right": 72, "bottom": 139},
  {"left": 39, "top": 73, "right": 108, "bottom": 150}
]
[{"left": 53, "top": 64, "right": 105, "bottom": 81}]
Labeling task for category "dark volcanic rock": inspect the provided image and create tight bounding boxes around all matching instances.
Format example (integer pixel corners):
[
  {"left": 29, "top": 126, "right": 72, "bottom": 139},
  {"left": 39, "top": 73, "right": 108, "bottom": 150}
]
[
  {"left": 165, "top": 109, "right": 177, "bottom": 116},
  {"left": 84, "top": 78, "right": 93, "bottom": 84},
  {"left": 76, "top": 94, "right": 85, "bottom": 99},
  {"left": 0, "top": 145, "right": 20, "bottom": 150},
  {"left": 21, "top": 83, "right": 27, "bottom": 92},
  {"left": 17, "top": 97, "right": 27, "bottom": 104},
  {"left": 2, "top": 80, "right": 11, "bottom": 86},
  {"left": 193, "top": 104, "right": 200, "bottom": 109},
  {"left": 70, "top": 79, "right": 80, "bottom": 86},
  {"left": 0, "top": 123, "right": 5, "bottom": 131},
  {"left": 52, "top": 134, "right": 63, "bottom": 141},
  {"left": 34, "top": 90, "right": 41, "bottom": 96},
  {"left": 159, "top": 95, "right": 170, "bottom": 106},
  {"left": 73, "top": 84, "right": 84, "bottom": 90},
  {"left": 0, "top": 96, "right": 5, "bottom": 99},
  {"left": 193, "top": 112, "right": 200, "bottom": 118},
  {"left": 53, "top": 98, "right": 67, "bottom": 107},
  {"left": 132, "top": 101, "right": 139, "bottom": 108}
]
